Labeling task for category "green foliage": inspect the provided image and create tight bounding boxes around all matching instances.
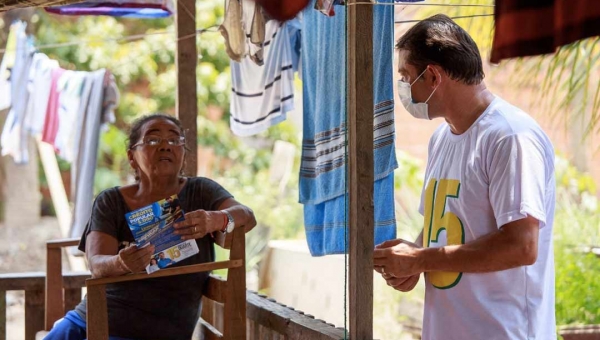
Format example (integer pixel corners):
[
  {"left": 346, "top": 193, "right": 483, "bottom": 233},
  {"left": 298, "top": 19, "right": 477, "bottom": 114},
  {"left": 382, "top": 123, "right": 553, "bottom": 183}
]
[
  {"left": 555, "top": 248, "right": 600, "bottom": 325},
  {"left": 553, "top": 156, "right": 600, "bottom": 326},
  {"left": 394, "top": 150, "right": 425, "bottom": 240},
  {"left": 215, "top": 165, "right": 304, "bottom": 241}
]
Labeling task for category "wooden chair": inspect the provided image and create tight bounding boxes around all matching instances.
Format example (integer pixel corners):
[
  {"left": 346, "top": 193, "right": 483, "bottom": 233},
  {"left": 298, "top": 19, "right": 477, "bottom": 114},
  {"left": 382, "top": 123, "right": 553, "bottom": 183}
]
[
  {"left": 45, "top": 239, "right": 91, "bottom": 329},
  {"left": 85, "top": 227, "right": 246, "bottom": 340}
]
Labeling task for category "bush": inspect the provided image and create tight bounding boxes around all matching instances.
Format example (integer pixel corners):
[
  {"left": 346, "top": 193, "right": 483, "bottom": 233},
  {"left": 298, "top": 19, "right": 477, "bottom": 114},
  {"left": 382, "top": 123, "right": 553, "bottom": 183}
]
[{"left": 553, "top": 156, "right": 600, "bottom": 326}]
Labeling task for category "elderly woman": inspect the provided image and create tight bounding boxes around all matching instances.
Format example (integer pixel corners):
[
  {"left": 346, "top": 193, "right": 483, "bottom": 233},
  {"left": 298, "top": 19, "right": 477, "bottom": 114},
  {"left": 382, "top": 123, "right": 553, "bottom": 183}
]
[{"left": 44, "top": 113, "right": 256, "bottom": 340}]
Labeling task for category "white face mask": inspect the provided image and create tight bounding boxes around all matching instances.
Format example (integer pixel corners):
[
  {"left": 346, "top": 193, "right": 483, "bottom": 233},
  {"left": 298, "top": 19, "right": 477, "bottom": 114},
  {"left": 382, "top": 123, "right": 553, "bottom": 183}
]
[{"left": 397, "top": 68, "right": 440, "bottom": 120}]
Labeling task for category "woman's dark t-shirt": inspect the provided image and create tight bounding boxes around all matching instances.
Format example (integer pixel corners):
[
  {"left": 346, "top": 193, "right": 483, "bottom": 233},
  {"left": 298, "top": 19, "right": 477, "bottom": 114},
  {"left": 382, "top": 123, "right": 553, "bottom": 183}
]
[{"left": 74, "top": 177, "right": 233, "bottom": 340}]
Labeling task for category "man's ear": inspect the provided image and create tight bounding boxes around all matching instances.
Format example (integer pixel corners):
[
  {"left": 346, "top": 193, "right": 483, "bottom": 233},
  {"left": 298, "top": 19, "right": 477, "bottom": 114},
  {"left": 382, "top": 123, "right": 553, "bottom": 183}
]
[{"left": 429, "top": 65, "right": 443, "bottom": 88}]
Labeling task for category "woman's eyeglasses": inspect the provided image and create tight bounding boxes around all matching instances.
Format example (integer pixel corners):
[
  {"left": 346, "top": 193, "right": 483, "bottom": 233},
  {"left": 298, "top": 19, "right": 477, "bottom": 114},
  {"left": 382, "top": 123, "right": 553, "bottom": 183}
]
[{"left": 130, "top": 136, "right": 186, "bottom": 149}]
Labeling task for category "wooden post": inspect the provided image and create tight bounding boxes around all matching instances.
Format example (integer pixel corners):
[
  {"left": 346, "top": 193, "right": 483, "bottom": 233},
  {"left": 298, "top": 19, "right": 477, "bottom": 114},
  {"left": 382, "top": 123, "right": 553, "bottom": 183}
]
[
  {"left": 0, "top": 290, "right": 5, "bottom": 340},
  {"left": 24, "top": 289, "right": 44, "bottom": 340},
  {"left": 45, "top": 247, "right": 63, "bottom": 330},
  {"left": 347, "top": 1, "right": 374, "bottom": 339},
  {"left": 223, "top": 228, "right": 246, "bottom": 340},
  {"left": 86, "top": 284, "right": 108, "bottom": 340},
  {"left": 176, "top": 0, "right": 198, "bottom": 176}
]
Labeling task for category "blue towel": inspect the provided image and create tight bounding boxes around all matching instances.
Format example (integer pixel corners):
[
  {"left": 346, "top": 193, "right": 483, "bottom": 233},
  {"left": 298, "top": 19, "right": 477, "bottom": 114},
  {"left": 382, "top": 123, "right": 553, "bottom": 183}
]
[
  {"left": 304, "top": 173, "right": 397, "bottom": 256},
  {"left": 300, "top": 0, "right": 397, "bottom": 255}
]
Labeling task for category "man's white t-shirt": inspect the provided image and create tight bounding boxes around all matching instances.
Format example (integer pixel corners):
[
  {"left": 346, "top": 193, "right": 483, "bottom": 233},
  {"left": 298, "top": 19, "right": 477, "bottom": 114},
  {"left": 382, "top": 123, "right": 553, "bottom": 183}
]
[{"left": 418, "top": 96, "right": 556, "bottom": 340}]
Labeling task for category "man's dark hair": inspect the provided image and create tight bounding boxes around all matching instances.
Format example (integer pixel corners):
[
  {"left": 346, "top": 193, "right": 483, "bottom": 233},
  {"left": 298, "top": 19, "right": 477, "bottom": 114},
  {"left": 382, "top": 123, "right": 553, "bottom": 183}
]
[{"left": 395, "top": 14, "right": 484, "bottom": 85}]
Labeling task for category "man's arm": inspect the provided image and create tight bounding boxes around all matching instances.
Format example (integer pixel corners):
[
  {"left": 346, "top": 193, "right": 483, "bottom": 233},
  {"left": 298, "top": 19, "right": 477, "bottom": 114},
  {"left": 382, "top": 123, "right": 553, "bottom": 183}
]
[
  {"left": 421, "top": 215, "right": 539, "bottom": 273},
  {"left": 374, "top": 216, "right": 539, "bottom": 278}
]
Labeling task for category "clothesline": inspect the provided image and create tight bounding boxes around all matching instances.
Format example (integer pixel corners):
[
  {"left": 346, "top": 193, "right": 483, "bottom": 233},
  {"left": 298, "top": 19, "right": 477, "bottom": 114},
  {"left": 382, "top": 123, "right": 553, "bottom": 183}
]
[
  {"left": 0, "top": 25, "right": 218, "bottom": 54},
  {"left": 395, "top": 13, "right": 493, "bottom": 23},
  {"left": 350, "top": 2, "right": 494, "bottom": 7}
]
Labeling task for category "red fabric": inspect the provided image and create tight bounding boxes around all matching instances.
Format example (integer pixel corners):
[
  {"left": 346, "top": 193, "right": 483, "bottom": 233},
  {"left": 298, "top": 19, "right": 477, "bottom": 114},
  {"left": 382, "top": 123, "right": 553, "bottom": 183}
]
[
  {"left": 254, "top": 0, "right": 309, "bottom": 21},
  {"left": 491, "top": 0, "right": 600, "bottom": 63},
  {"left": 41, "top": 68, "right": 65, "bottom": 147}
]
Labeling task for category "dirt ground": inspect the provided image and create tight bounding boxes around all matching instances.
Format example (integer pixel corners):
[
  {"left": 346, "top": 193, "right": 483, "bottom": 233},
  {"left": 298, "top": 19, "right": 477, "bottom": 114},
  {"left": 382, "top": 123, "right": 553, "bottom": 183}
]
[{"left": 1, "top": 217, "right": 63, "bottom": 339}]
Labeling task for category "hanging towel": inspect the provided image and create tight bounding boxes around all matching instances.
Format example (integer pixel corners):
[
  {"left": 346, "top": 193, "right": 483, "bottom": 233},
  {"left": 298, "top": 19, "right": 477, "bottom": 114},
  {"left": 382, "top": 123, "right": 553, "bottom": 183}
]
[
  {"left": 55, "top": 71, "right": 86, "bottom": 161},
  {"left": 70, "top": 70, "right": 118, "bottom": 238},
  {"left": 45, "top": 0, "right": 174, "bottom": 18},
  {"left": 0, "top": 21, "right": 35, "bottom": 164},
  {"left": 229, "top": 13, "right": 300, "bottom": 137},
  {"left": 491, "top": 0, "right": 600, "bottom": 63},
  {"left": 300, "top": 0, "right": 397, "bottom": 256},
  {"left": 41, "top": 67, "right": 66, "bottom": 147}
]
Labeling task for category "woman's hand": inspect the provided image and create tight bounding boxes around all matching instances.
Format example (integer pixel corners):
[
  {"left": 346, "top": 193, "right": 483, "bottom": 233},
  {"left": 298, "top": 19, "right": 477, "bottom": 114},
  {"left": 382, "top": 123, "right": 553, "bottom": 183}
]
[
  {"left": 118, "top": 244, "right": 155, "bottom": 273},
  {"left": 173, "top": 210, "right": 225, "bottom": 240}
]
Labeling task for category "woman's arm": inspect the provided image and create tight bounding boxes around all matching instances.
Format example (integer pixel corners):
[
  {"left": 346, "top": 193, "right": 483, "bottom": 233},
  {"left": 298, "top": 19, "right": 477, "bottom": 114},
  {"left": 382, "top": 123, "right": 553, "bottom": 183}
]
[
  {"left": 218, "top": 197, "right": 257, "bottom": 233},
  {"left": 174, "top": 197, "right": 257, "bottom": 239},
  {"left": 86, "top": 231, "right": 155, "bottom": 278}
]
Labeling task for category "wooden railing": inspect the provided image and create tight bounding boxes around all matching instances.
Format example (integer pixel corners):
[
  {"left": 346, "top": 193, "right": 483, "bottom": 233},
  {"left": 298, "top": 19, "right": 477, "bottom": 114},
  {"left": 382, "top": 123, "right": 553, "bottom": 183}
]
[
  {"left": 0, "top": 274, "right": 345, "bottom": 340},
  {"left": 0, "top": 272, "right": 90, "bottom": 340},
  {"left": 245, "top": 291, "right": 345, "bottom": 340}
]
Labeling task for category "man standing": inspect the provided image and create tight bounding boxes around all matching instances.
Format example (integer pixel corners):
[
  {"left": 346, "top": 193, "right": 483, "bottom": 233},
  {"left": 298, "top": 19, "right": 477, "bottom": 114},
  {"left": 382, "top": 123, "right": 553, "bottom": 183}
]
[{"left": 374, "top": 14, "right": 556, "bottom": 339}]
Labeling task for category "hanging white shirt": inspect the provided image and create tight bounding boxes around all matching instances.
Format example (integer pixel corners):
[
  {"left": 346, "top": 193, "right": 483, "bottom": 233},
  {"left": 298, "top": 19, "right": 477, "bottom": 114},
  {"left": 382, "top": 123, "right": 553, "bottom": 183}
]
[
  {"left": 229, "top": 5, "right": 298, "bottom": 137},
  {"left": 1, "top": 21, "right": 34, "bottom": 164},
  {"left": 23, "top": 53, "right": 60, "bottom": 136}
]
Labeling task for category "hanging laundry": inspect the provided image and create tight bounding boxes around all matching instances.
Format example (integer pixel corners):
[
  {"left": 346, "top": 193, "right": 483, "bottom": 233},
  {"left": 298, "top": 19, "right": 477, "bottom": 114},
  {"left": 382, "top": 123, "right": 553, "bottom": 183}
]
[
  {"left": 220, "top": 0, "right": 246, "bottom": 62},
  {"left": 255, "top": 0, "right": 309, "bottom": 22},
  {"left": 45, "top": 0, "right": 174, "bottom": 18},
  {"left": 250, "top": 3, "right": 266, "bottom": 45},
  {"left": 23, "top": 54, "right": 60, "bottom": 136},
  {"left": 228, "top": 1, "right": 300, "bottom": 137},
  {"left": 287, "top": 14, "right": 302, "bottom": 77},
  {"left": 41, "top": 67, "right": 66, "bottom": 147},
  {"left": 70, "top": 70, "right": 118, "bottom": 239},
  {"left": 248, "top": 3, "right": 267, "bottom": 65},
  {"left": 0, "top": 23, "right": 19, "bottom": 112},
  {"left": 491, "top": 0, "right": 600, "bottom": 63},
  {"left": 300, "top": 0, "right": 397, "bottom": 256},
  {"left": 314, "top": 0, "right": 344, "bottom": 17},
  {"left": 0, "top": 21, "right": 35, "bottom": 164},
  {"left": 54, "top": 71, "right": 86, "bottom": 161},
  {"left": 0, "top": 25, "right": 119, "bottom": 241}
]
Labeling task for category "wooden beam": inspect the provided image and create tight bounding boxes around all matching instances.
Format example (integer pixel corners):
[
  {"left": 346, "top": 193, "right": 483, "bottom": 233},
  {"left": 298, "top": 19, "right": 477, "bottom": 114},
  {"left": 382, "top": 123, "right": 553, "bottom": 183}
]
[
  {"left": 198, "top": 318, "right": 224, "bottom": 340},
  {"left": 204, "top": 275, "right": 227, "bottom": 303},
  {"left": 0, "top": 290, "right": 5, "bottom": 340},
  {"left": 36, "top": 140, "right": 71, "bottom": 237},
  {"left": 245, "top": 291, "right": 345, "bottom": 339},
  {"left": 45, "top": 247, "right": 63, "bottom": 330},
  {"left": 0, "top": 272, "right": 90, "bottom": 291},
  {"left": 25, "top": 289, "right": 44, "bottom": 340},
  {"left": 86, "top": 284, "right": 109, "bottom": 340},
  {"left": 85, "top": 260, "right": 242, "bottom": 286},
  {"left": 346, "top": 1, "right": 374, "bottom": 339},
  {"left": 223, "top": 228, "right": 246, "bottom": 340},
  {"left": 175, "top": 0, "right": 198, "bottom": 177},
  {"left": 47, "top": 238, "right": 80, "bottom": 249}
]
